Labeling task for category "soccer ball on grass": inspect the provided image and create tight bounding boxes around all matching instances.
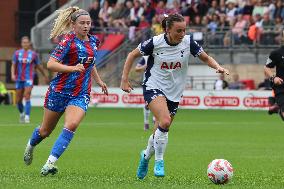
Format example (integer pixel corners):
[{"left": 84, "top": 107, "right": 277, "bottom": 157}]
[{"left": 207, "top": 159, "right": 233, "bottom": 184}]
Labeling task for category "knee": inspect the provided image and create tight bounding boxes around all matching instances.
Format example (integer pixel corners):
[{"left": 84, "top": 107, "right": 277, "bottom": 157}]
[
  {"left": 24, "top": 95, "right": 31, "bottom": 101},
  {"left": 65, "top": 121, "right": 79, "bottom": 132},
  {"left": 159, "top": 116, "right": 171, "bottom": 129}
]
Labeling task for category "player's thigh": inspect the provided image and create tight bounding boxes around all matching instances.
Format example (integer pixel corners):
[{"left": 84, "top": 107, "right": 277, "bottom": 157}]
[
  {"left": 64, "top": 105, "right": 86, "bottom": 131},
  {"left": 40, "top": 108, "right": 63, "bottom": 137},
  {"left": 148, "top": 96, "right": 171, "bottom": 123}
]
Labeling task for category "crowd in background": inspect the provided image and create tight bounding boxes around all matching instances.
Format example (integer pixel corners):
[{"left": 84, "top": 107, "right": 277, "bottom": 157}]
[{"left": 88, "top": 0, "right": 284, "bottom": 45}]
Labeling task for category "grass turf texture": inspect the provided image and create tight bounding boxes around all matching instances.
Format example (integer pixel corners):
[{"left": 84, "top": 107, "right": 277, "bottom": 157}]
[{"left": 0, "top": 106, "right": 284, "bottom": 188}]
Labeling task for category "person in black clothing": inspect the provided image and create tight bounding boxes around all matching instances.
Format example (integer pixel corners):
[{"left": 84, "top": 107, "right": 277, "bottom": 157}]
[{"left": 264, "top": 43, "right": 284, "bottom": 119}]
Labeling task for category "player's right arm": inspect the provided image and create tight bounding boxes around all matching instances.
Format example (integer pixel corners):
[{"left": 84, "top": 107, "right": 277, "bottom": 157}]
[
  {"left": 48, "top": 34, "right": 84, "bottom": 73},
  {"left": 11, "top": 52, "right": 17, "bottom": 81},
  {"left": 121, "top": 38, "right": 154, "bottom": 93},
  {"left": 47, "top": 57, "right": 85, "bottom": 73},
  {"left": 120, "top": 48, "right": 142, "bottom": 93},
  {"left": 11, "top": 64, "right": 16, "bottom": 81}
]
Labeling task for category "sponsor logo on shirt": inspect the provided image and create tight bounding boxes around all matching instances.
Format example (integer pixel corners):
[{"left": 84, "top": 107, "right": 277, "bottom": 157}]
[{"left": 160, "top": 62, "right": 181, "bottom": 69}]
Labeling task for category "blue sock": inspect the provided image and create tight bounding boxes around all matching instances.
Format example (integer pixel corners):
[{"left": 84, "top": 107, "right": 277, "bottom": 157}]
[
  {"left": 25, "top": 100, "right": 31, "bottom": 116},
  {"left": 30, "top": 127, "right": 44, "bottom": 146},
  {"left": 51, "top": 128, "right": 74, "bottom": 159},
  {"left": 17, "top": 102, "right": 24, "bottom": 113}
]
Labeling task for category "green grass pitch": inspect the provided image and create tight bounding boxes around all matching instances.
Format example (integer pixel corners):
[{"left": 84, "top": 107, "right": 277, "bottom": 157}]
[{"left": 0, "top": 106, "right": 284, "bottom": 188}]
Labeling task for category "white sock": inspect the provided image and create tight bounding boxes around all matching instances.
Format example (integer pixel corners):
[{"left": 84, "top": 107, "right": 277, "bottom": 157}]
[
  {"left": 143, "top": 106, "right": 150, "bottom": 124},
  {"left": 47, "top": 155, "right": 58, "bottom": 164},
  {"left": 144, "top": 134, "right": 154, "bottom": 160},
  {"left": 25, "top": 115, "right": 30, "bottom": 119},
  {"left": 154, "top": 129, "right": 168, "bottom": 161}
]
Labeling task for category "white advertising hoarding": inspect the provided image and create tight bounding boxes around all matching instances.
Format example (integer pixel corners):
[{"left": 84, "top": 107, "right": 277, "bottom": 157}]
[{"left": 31, "top": 86, "right": 272, "bottom": 110}]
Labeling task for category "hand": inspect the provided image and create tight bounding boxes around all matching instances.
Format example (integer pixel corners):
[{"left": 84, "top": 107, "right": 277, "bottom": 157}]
[
  {"left": 120, "top": 79, "right": 133, "bottom": 93},
  {"left": 216, "top": 67, "right": 229, "bottom": 75},
  {"left": 97, "top": 81, "right": 108, "bottom": 95},
  {"left": 274, "top": 77, "right": 283, "bottom": 85},
  {"left": 72, "top": 64, "right": 85, "bottom": 72}
]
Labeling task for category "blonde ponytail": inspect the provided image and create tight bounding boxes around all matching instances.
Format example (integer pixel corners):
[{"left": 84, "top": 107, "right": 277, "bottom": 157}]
[{"left": 50, "top": 6, "right": 80, "bottom": 39}]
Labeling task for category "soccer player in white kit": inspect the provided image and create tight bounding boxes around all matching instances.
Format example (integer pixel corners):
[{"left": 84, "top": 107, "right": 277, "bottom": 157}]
[{"left": 121, "top": 13, "right": 229, "bottom": 179}]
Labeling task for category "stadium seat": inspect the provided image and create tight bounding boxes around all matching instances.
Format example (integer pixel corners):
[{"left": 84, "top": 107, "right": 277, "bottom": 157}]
[
  {"left": 96, "top": 34, "right": 125, "bottom": 67},
  {"left": 98, "top": 34, "right": 125, "bottom": 51},
  {"left": 241, "top": 79, "right": 255, "bottom": 90}
]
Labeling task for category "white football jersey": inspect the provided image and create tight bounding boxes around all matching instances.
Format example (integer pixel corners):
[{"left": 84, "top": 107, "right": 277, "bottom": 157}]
[{"left": 137, "top": 33, "right": 203, "bottom": 102}]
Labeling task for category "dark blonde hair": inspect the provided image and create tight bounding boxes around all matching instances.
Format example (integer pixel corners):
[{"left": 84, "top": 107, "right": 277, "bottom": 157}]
[{"left": 50, "top": 6, "right": 90, "bottom": 39}]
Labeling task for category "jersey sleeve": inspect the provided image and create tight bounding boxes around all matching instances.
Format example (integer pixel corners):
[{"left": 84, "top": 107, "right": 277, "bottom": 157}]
[
  {"left": 137, "top": 38, "right": 154, "bottom": 56},
  {"left": 189, "top": 35, "right": 203, "bottom": 57},
  {"left": 51, "top": 35, "right": 71, "bottom": 62},
  {"left": 265, "top": 50, "right": 277, "bottom": 68}
]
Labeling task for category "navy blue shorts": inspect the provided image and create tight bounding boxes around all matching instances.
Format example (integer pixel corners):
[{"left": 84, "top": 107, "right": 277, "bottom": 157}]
[
  {"left": 143, "top": 86, "right": 179, "bottom": 116},
  {"left": 44, "top": 89, "right": 90, "bottom": 113}
]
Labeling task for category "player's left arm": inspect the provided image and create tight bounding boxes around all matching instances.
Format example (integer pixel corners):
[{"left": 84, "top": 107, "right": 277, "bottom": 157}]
[
  {"left": 264, "top": 51, "right": 283, "bottom": 85},
  {"left": 92, "top": 67, "right": 108, "bottom": 95},
  {"left": 199, "top": 52, "right": 229, "bottom": 75}
]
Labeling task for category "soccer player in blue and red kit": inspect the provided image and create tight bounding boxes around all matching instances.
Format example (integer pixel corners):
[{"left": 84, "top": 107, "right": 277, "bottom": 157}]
[
  {"left": 23, "top": 7, "right": 108, "bottom": 176},
  {"left": 11, "top": 36, "right": 48, "bottom": 123}
]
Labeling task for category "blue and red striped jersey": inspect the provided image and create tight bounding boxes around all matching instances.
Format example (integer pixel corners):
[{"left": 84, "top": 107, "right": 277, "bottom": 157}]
[
  {"left": 12, "top": 49, "right": 40, "bottom": 81},
  {"left": 49, "top": 32, "right": 100, "bottom": 97}
]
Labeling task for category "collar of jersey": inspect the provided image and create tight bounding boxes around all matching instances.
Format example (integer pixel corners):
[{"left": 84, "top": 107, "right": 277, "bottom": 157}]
[
  {"left": 164, "top": 34, "right": 179, "bottom": 46},
  {"left": 71, "top": 31, "right": 94, "bottom": 42}
]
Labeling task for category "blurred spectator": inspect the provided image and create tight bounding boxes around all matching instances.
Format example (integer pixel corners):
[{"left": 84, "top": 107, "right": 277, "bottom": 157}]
[
  {"left": 194, "top": 0, "right": 209, "bottom": 17},
  {"left": 142, "top": 1, "right": 156, "bottom": 24},
  {"left": 168, "top": 0, "right": 180, "bottom": 14},
  {"left": 151, "top": 15, "right": 164, "bottom": 35},
  {"left": 207, "top": 13, "right": 220, "bottom": 45},
  {"left": 129, "top": 0, "right": 144, "bottom": 40},
  {"left": 88, "top": 0, "right": 101, "bottom": 29},
  {"left": 242, "top": 0, "right": 254, "bottom": 17},
  {"left": 217, "top": 0, "right": 227, "bottom": 14},
  {"left": 260, "top": 12, "right": 275, "bottom": 44},
  {"left": 217, "top": 14, "right": 231, "bottom": 46},
  {"left": 155, "top": 0, "right": 170, "bottom": 21},
  {"left": 252, "top": 0, "right": 268, "bottom": 17},
  {"left": 99, "top": 1, "right": 113, "bottom": 27},
  {"left": 0, "top": 81, "right": 9, "bottom": 105},
  {"left": 226, "top": 0, "right": 238, "bottom": 24},
  {"left": 273, "top": 0, "right": 284, "bottom": 20},
  {"left": 214, "top": 73, "right": 229, "bottom": 90},
  {"left": 231, "top": 14, "right": 247, "bottom": 44},
  {"left": 228, "top": 74, "right": 244, "bottom": 89},
  {"left": 274, "top": 17, "right": 283, "bottom": 44},
  {"left": 207, "top": 0, "right": 219, "bottom": 16},
  {"left": 109, "top": 2, "right": 128, "bottom": 29}
]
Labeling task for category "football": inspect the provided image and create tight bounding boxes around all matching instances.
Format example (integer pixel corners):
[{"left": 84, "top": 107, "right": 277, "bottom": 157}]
[{"left": 207, "top": 159, "right": 234, "bottom": 184}]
